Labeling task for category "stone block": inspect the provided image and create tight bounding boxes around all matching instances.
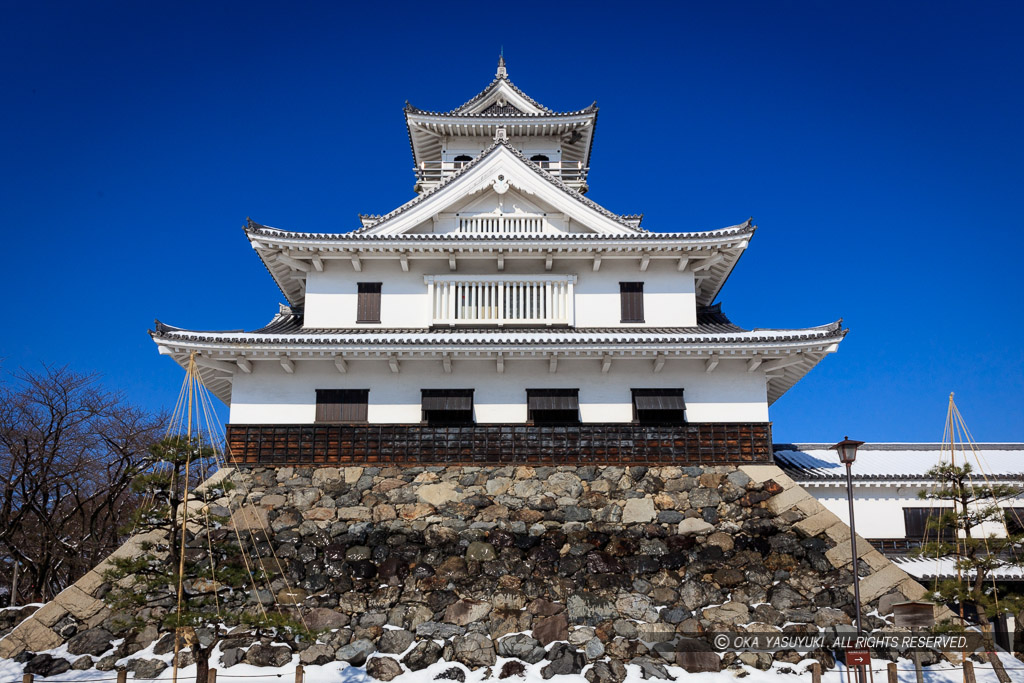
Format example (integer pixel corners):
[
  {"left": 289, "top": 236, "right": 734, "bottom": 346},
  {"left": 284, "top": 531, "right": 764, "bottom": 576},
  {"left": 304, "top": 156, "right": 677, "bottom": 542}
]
[
  {"left": 793, "top": 510, "right": 836, "bottom": 537},
  {"left": 55, "top": 585, "right": 105, "bottom": 620},
  {"left": 766, "top": 486, "right": 810, "bottom": 515},
  {"left": 738, "top": 465, "right": 784, "bottom": 484},
  {"left": 825, "top": 535, "right": 874, "bottom": 568},
  {"left": 229, "top": 505, "right": 270, "bottom": 531},
  {"left": 75, "top": 569, "right": 106, "bottom": 596},
  {"left": 417, "top": 482, "right": 458, "bottom": 507},
  {"left": 854, "top": 564, "right": 909, "bottom": 603},
  {"left": 863, "top": 550, "right": 891, "bottom": 571},
  {"left": 344, "top": 467, "right": 363, "bottom": 484},
  {"left": 622, "top": 498, "right": 656, "bottom": 524},
  {"left": 31, "top": 600, "right": 69, "bottom": 627},
  {"left": 795, "top": 497, "right": 824, "bottom": 516},
  {"left": 824, "top": 522, "right": 851, "bottom": 544},
  {"left": 0, "top": 619, "right": 63, "bottom": 658}
]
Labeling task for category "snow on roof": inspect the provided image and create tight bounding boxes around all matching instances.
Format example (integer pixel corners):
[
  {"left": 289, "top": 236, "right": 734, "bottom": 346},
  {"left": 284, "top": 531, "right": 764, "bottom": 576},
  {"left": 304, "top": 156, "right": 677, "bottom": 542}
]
[
  {"left": 775, "top": 444, "right": 1024, "bottom": 482},
  {"left": 893, "top": 556, "right": 1024, "bottom": 581}
]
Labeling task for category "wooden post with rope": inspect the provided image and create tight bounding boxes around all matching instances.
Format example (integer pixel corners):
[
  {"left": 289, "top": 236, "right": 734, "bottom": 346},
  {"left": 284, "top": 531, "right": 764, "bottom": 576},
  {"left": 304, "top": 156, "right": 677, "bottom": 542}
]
[
  {"left": 886, "top": 662, "right": 897, "bottom": 683},
  {"left": 117, "top": 670, "right": 127, "bottom": 683},
  {"left": 21, "top": 673, "right": 33, "bottom": 683},
  {"left": 811, "top": 661, "right": 821, "bottom": 683},
  {"left": 295, "top": 664, "right": 304, "bottom": 683},
  {"left": 208, "top": 668, "right": 218, "bottom": 683}
]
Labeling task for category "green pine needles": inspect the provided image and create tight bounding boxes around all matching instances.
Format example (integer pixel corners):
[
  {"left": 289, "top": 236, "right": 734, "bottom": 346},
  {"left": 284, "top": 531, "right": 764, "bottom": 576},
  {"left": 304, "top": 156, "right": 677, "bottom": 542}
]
[{"left": 916, "top": 461, "right": 1024, "bottom": 620}]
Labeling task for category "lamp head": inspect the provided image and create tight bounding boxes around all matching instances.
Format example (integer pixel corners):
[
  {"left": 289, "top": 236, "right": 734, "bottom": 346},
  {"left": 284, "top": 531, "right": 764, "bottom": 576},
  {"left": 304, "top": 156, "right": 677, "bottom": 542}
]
[{"left": 832, "top": 436, "right": 865, "bottom": 465}]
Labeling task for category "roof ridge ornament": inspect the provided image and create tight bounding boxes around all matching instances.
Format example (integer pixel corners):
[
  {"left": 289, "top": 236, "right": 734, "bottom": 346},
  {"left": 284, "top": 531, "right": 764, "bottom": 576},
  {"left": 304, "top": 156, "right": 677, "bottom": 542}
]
[{"left": 497, "top": 53, "right": 507, "bottom": 79}]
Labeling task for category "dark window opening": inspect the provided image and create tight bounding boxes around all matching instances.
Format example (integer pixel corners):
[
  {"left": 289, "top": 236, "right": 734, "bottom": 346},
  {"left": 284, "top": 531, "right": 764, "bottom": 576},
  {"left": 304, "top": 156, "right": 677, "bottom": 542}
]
[
  {"left": 527, "top": 388, "right": 580, "bottom": 424},
  {"left": 620, "top": 282, "right": 644, "bottom": 323},
  {"left": 1005, "top": 508, "right": 1024, "bottom": 534},
  {"left": 632, "top": 388, "right": 686, "bottom": 424},
  {"left": 903, "top": 507, "right": 949, "bottom": 539},
  {"left": 421, "top": 389, "right": 474, "bottom": 425},
  {"left": 315, "top": 389, "right": 369, "bottom": 423},
  {"left": 453, "top": 155, "right": 472, "bottom": 167},
  {"left": 530, "top": 154, "right": 550, "bottom": 165},
  {"left": 356, "top": 282, "right": 382, "bottom": 323}
]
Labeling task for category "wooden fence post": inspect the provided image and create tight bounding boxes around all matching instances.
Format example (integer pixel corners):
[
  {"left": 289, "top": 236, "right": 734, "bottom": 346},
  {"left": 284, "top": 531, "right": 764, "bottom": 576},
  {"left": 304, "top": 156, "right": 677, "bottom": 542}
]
[
  {"left": 812, "top": 661, "right": 822, "bottom": 683},
  {"left": 21, "top": 673, "right": 33, "bottom": 683},
  {"left": 208, "top": 668, "right": 218, "bottom": 683},
  {"left": 295, "top": 664, "right": 304, "bottom": 683},
  {"left": 117, "top": 669, "right": 128, "bottom": 683},
  {"left": 886, "top": 662, "right": 897, "bottom": 683},
  {"left": 963, "top": 659, "right": 976, "bottom": 683}
]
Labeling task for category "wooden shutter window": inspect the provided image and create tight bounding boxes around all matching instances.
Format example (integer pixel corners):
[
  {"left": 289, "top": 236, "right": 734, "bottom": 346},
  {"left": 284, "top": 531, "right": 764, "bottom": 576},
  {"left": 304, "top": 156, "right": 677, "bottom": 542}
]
[
  {"left": 620, "top": 282, "right": 644, "bottom": 323},
  {"left": 356, "top": 283, "right": 382, "bottom": 323},
  {"left": 903, "top": 507, "right": 946, "bottom": 539},
  {"left": 421, "top": 389, "right": 474, "bottom": 425},
  {"left": 527, "top": 388, "right": 580, "bottom": 424},
  {"left": 632, "top": 388, "right": 686, "bottom": 424},
  {"left": 316, "top": 389, "right": 369, "bottom": 423}
]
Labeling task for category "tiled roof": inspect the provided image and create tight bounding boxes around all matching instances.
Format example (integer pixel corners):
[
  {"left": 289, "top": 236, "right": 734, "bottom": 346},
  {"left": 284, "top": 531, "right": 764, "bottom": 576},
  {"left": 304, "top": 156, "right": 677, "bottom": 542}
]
[
  {"left": 151, "top": 308, "right": 844, "bottom": 347},
  {"left": 893, "top": 556, "right": 1024, "bottom": 581},
  {"left": 404, "top": 67, "right": 596, "bottom": 119},
  {"left": 774, "top": 444, "right": 1024, "bottom": 482},
  {"left": 328, "top": 140, "right": 644, "bottom": 235}
]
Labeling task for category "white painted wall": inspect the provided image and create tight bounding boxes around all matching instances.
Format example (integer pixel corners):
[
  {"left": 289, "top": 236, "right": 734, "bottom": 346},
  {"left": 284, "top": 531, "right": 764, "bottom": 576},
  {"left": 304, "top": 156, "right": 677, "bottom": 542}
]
[
  {"left": 442, "top": 135, "right": 562, "bottom": 162},
  {"left": 228, "top": 357, "right": 769, "bottom": 424},
  {"left": 806, "top": 484, "right": 1016, "bottom": 539},
  {"left": 304, "top": 257, "right": 697, "bottom": 328}
]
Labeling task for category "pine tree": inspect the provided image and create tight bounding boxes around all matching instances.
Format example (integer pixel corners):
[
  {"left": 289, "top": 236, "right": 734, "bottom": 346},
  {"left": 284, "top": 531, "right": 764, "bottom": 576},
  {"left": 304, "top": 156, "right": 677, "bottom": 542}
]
[
  {"left": 916, "top": 461, "right": 1024, "bottom": 621},
  {"left": 103, "top": 436, "right": 305, "bottom": 683}
]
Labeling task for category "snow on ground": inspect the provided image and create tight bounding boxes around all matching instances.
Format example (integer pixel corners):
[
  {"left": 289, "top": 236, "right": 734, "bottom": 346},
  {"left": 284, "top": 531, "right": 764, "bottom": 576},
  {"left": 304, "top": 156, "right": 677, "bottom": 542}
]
[{"left": 0, "top": 648, "right": 1021, "bottom": 683}]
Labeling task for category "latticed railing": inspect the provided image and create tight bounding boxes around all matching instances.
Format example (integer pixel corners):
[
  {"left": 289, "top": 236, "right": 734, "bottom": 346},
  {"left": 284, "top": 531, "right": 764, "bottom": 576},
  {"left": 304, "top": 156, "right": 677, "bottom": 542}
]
[
  {"left": 414, "top": 159, "right": 587, "bottom": 183},
  {"left": 225, "top": 422, "right": 774, "bottom": 466},
  {"left": 425, "top": 275, "right": 576, "bottom": 326},
  {"left": 456, "top": 214, "right": 545, "bottom": 234}
]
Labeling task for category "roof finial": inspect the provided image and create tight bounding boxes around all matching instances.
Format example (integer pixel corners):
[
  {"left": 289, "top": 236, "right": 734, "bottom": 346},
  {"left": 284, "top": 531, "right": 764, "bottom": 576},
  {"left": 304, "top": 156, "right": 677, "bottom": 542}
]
[{"left": 496, "top": 50, "right": 507, "bottom": 79}]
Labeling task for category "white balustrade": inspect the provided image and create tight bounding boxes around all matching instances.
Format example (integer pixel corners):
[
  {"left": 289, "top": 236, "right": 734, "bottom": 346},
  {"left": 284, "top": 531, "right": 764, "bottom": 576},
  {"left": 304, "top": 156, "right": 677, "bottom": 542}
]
[
  {"left": 456, "top": 214, "right": 545, "bottom": 234},
  {"left": 425, "top": 275, "right": 576, "bottom": 326}
]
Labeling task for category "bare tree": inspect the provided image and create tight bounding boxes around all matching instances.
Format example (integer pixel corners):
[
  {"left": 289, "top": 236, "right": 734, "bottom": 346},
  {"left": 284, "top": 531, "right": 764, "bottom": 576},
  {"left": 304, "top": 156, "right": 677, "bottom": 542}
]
[{"left": 0, "top": 365, "right": 165, "bottom": 603}]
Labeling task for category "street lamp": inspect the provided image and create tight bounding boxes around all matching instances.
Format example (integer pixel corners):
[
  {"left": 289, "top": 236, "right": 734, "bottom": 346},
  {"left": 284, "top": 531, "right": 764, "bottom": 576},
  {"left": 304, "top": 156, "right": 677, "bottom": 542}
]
[{"left": 833, "top": 437, "right": 866, "bottom": 640}]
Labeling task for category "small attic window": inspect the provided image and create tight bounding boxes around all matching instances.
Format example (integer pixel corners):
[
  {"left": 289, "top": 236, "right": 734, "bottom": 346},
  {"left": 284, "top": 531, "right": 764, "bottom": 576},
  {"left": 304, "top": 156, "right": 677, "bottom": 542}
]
[
  {"left": 453, "top": 155, "right": 472, "bottom": 164},
  {"left": 530, "top": 154, "right": 550, "bottom": 164}
]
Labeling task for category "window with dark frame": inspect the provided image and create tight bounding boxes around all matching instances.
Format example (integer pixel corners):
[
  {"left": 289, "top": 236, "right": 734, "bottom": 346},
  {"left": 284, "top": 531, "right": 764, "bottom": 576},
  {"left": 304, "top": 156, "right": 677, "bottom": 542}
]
[
  {"left": 421, "top": 389, "right": 475, "bottom": 425},
  {"left": 903, "top": 507, "right": 949, "bottom": 539},
  {"left": 1005, "top": 508, "right": 1024, "bottom": 535},
  {"left": 315, "top": 389, "right": 369, "bottom": 423},
  {"left": 620, "top": 282, "right": 644, "bottom": 323},
  {"left": 632, "top": 388, "right": 686, "bottom": 424},
  {"left": 356, "top": 282, "right": 382, "bottom": 323},
  {"left": 527, "top": 388, "right": 580, "bottom": 424}
]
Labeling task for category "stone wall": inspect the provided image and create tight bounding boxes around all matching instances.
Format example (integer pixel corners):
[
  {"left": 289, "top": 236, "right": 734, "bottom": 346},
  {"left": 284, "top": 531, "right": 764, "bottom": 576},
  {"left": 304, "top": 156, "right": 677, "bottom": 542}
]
[{"left": 0, "top": 463, "right": 946, "bottom": 679}]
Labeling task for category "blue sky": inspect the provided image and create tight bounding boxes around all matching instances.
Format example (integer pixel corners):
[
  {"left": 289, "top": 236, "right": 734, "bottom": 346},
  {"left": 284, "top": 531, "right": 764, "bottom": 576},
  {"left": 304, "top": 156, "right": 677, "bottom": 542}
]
[{"left": 2, "top": 1, "right": 1021, "bottom": 443}]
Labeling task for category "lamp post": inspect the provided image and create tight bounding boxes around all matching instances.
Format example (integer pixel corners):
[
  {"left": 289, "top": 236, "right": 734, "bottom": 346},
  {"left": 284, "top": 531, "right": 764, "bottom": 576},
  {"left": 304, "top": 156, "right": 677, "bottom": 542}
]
[{"left": 833, "top": 436, "right": 865, "bottom": 678}]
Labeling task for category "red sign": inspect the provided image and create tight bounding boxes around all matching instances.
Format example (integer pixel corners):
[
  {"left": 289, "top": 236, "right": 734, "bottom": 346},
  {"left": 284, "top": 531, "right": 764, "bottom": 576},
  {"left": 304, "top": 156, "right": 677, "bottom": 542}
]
[{"left": 845, "top": 649, "right": 871, "bottom": 667}]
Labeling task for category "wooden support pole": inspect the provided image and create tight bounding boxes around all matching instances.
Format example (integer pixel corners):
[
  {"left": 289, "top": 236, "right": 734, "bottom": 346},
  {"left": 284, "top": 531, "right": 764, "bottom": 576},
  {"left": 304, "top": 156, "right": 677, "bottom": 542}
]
[
  {"left": 886, "top": 662, "right": 897, "bottom": 683},
  {"left": 963, "top": 660, "right": 976, "bottom": 683},
  {"left": 208, "top": 668, "right": 218, "bottom": 683},
  {"left": 912, "top": 650, "right": 924, "bottom": 683},
  {"left": 117, "top": 671, "right": 128, "bottom": 683},
  {"left": 22, "top": 673, "right": 33, "bottom": 683},
  {"left": 811, "top": 661, "right": 822, "bottom": 683},
  {"left": 295, "top": 664, "right": 305, "bottom": 683}
]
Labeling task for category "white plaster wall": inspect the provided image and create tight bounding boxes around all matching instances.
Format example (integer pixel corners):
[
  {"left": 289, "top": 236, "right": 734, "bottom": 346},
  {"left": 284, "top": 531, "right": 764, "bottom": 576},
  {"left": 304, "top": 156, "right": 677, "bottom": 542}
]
[
  {"left": 304, "top": 257, "right": 697, "bottom": 328},
  {"left": 228, "top": 357, "right": 769, "bottom": 424},
  {"left": 442, "top": 136, "right": 562, "bottom": 161},
  {"left": 806, "top": 484, "right": 1014, "bottom": 539}
]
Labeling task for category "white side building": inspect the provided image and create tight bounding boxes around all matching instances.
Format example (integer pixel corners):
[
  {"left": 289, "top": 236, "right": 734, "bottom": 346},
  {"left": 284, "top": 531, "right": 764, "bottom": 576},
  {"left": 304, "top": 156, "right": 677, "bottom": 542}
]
[{"left": 775, "top": 443, "right": 1024, "bottom": 582}]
